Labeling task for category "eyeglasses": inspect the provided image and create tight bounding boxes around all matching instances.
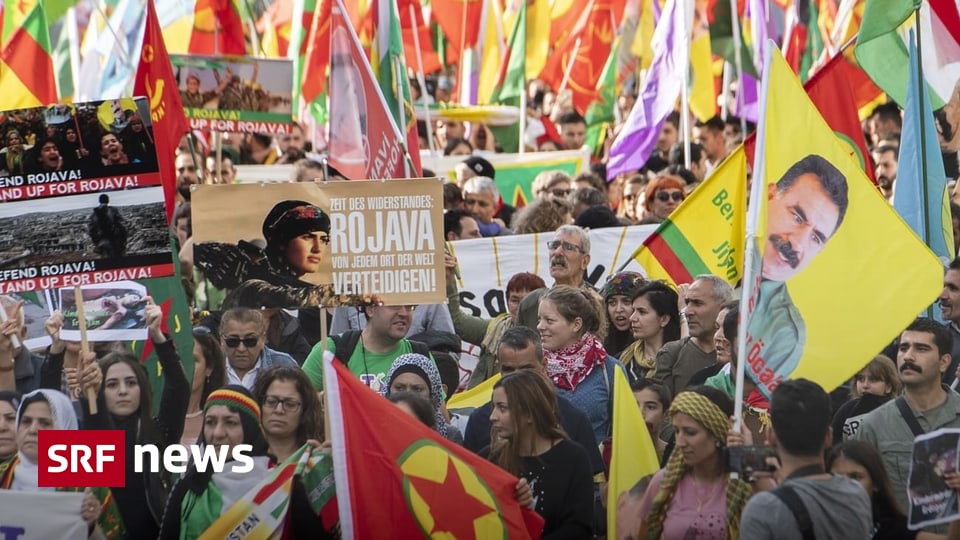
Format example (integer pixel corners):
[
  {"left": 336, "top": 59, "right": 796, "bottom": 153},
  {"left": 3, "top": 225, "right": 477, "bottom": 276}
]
[
  {"left": 656, "top": 190, "right": 685, "bottom": 202},
  {"left": 223, "top": 336, "right": 259, "bottom": 348},
  {"left": 263, "top": 396, "right": 302, "bottom": 412},
  {"left": 547, "top": 240, "right": 584, "bottom": 253},
  {"left": 549, "top": 189, "right": 571, "bottom": 197}
]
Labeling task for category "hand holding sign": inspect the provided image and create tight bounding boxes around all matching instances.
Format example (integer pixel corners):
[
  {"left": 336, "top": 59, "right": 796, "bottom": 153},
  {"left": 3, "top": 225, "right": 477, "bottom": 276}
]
[{"left": 144, "top": 297, "right": 164, "bottom": 343}]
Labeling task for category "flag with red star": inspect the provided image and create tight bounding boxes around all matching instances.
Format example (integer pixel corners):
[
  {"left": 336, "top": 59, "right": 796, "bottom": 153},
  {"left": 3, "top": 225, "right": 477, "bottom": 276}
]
[{"left": 323, "top": 353, "right": 544, "bottom": 539}]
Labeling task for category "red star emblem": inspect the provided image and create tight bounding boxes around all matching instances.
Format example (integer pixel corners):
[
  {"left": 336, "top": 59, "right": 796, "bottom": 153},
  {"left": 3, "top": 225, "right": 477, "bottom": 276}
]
[{"left": 406, "top": 456, "right": 496, "bottom": 539}]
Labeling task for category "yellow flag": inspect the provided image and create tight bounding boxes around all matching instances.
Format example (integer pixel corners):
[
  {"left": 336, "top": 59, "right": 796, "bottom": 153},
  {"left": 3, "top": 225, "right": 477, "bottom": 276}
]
[
  {"left": 607, "top": 368, "right": 660, "bottom": 537},
  {"left": 503, "top": 0, "right": 549, "bottom": 79},
  {"left": 448, "top": 373, "right": 501, "bottom": 410},
  {"left": 632, "top": 147, "right": 747, "bottom": 288},
  {"left": 689, "top": 33, "right": 716, "bottom": 122},
  {"left": 478, "top": 0, "right": 504, "bottom": 104},
  {"left": 631, "top": 0, "right": 655, "bottom": 69},
  {"left": 741, "top": 49, "right": 942, "bottom": 397}
]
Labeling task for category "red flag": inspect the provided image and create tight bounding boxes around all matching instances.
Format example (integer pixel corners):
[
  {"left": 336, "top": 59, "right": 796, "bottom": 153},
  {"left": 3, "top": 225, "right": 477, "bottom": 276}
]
[
  {"left": 134, "top": 0, "right": 190, "bottom": 222},
  {"left": 187, "top": 0, "right": 247, "bottom": 54},
  {"left": 301, "top": 0, "right": 332, "bottom": 106},
  {"left": 328, "top": 0, "right": 409, "bottom": 179},
  {"left": 323, "top": 355, "right": 544, "bottom": 539},
  {"left": 744, "top": 52, "right": 876, "bottom": 183},
  {"left": 430, "top": 0, "right": 483, "bottom": 65},
  {"left": 540, "top": 0, "right": 620, "bottom": 115},
  {"left": 398, "top": 0, "right": 441, "bottom": 75}
]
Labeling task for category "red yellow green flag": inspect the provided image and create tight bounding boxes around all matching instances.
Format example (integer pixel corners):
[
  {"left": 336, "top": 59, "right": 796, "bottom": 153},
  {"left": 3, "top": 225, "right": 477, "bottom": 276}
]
[
  {"left": 632, "top": 147, "right": 747, "bottom": 288},
  {"left": 323, "top": 353, "right": 544, "bottom": 539},
  {"left": 739, "top": 48, "right": 942, "bottom": 397},
  {"left": 0, "top": 0, "right": 56, "bottom": 108}
]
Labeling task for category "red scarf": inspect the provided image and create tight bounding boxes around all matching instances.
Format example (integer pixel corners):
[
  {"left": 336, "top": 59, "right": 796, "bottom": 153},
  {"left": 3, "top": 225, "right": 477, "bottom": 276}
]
[{"left": 545, "top": 333, "right": 608, "bottom": 391}]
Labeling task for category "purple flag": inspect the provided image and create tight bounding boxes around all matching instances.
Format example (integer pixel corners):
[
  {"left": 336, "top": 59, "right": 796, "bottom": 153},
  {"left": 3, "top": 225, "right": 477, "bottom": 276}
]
[
  {"left": 735, "top": 0, "right": 769, "bottom": 123},
  {"left": 607, "top": 0, "right": 688, "bottom": 179}
]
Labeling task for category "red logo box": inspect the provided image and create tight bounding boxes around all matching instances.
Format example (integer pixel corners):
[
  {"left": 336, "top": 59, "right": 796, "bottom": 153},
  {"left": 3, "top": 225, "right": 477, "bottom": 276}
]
[{"left": 38, "top": 430, "right": 126, "bottom": 488}]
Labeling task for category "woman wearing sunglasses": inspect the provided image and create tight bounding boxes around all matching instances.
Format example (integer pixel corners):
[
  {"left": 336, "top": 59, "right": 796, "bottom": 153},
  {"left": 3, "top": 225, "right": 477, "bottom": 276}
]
[{"left": 642, "top": 175, "right": 687, "bottom": 224}]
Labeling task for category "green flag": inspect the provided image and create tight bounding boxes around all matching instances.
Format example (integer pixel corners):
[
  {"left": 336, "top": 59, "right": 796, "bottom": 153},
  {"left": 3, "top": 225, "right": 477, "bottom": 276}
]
[
  {"left": 489, "top": 1, "right": 526, "bottom": 153},
  {"left": 584, "top": 39, "right": 619, "bottom": 154},
  {"left": 854, "top": 0, "right": 915, "bottom": 106}
]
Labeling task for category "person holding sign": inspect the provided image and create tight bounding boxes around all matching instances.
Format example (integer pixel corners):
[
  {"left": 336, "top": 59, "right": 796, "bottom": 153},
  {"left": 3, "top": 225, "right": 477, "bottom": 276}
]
[
  {"left": 0, "top": 389, "right": 125, "bottom": 537},
  {"left": 745, "top": 155, "right": 849, "bottom": 393}
]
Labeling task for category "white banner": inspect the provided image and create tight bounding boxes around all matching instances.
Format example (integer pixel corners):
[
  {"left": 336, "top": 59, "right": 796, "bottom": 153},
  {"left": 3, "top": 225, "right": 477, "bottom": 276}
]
[
  {"left": 447, "top": 225, "right": 657, "bottom": 319},
  {"left": 0, "top": 491, "right": 86, "bottom": 540}
]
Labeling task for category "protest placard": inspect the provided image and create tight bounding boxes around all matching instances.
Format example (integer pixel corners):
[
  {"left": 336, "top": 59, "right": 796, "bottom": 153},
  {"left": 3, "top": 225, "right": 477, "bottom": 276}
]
[
  {"left": 0, "top": 291, "right": 53, "bottom": 351},
  {"left": 909, "top": 428, "right": 960, "bottom": 530},
  {"left": 52, "top": 281, "right": 149, "bottom": 342},
  {"left": 0, "top": 490, "right": 87, "bottom": 540},
  {"left": 0, "top": 99, "right": 174, "bottom": 294},
  {"left": 171, "top": 54, "right": 295, "bottom": 135},
  {"left": 448, "top": 225, "right": 656, "bottom": 319},
  {"left": 191, "top": 179, "right": 445, "bottom": 309}
]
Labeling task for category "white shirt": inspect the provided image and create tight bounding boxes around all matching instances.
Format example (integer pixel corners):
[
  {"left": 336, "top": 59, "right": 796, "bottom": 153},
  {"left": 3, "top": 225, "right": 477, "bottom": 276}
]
[{"left": 226, "top": 357, "right": 263, "bottom": 390}]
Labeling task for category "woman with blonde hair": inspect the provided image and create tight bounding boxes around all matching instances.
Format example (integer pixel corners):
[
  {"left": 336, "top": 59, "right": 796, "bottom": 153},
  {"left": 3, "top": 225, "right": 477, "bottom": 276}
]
[
  {"left": 511, "top": 196, "right": 574, "bottom": 235},
  {"left": 831, "top": 355, "right": 900, "bottom": 444},
  {"left": 637, "top": 386, "right": 752, "bottom": 539}
]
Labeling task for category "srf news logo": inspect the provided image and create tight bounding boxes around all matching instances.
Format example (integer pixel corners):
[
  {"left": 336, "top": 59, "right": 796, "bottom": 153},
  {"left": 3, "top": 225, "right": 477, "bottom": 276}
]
[{"left": 38, "top": 430, "right": 254, "bottom": 487}]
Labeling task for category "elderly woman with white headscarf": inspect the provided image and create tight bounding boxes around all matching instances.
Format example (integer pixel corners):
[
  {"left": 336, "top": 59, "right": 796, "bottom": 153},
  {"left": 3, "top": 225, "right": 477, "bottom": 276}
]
[
  {"left": 0, "top": 389, "right": 125, "bottom": 538},
  {"left": 382, "top": 353, "right": 463, "bottom": 445}
]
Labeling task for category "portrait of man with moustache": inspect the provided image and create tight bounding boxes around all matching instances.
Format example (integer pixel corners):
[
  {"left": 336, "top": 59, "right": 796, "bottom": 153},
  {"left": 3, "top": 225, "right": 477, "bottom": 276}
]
[{"left": 744, "top": 154, "right": 850, "bottom": 391}]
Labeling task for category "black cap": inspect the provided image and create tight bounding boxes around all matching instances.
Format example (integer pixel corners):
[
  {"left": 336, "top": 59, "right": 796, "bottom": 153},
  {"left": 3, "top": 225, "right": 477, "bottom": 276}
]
[{"left": 462, "top": 156, "right": 495, "bottom": 179}]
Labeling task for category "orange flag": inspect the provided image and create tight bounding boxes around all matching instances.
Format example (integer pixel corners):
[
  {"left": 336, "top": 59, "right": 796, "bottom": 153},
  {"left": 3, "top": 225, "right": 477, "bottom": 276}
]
[
  {"left": 430, "top": 0, "right": 483, "bottom": 65},
  {"left": 134, "top": 0, "right": 190, "bottom": 222}
]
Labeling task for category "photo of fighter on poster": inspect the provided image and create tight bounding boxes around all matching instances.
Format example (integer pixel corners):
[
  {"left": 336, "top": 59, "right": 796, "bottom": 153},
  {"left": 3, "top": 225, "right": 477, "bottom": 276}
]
[
  {"left": 191, "top": 179, "right": 444, "bottom": 309},
  {"left": 0, "top": 98, "right": 174, "bottom": 294},
  {"left": 908, "top": 428, "right": 960, "bottom": 530},
  {"left": 53, "top": 281, "right": 149, "bottom": 342},
  {"left": 171, "top": 54, "right": 294, "bottom": 135}
]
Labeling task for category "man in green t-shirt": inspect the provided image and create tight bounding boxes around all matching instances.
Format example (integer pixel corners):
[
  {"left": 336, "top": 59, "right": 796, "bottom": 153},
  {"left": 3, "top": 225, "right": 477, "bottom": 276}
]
[{"left": 303, "top": 304, "right": 424, "bottom": 392}]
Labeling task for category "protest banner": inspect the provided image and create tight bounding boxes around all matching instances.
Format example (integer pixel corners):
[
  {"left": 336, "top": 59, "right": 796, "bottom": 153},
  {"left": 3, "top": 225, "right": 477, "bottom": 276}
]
[
  {"left": 447, "top": 225, "right": 656, "bottom": 319},
  {"left": 191, "top": 179, "right": 445, "bottom": 309},
  {"left": 420, "top": 148, "right": 591, "bottom": 207},
  {"left": 0, "top": 490, "right": 87, "bottom": 540},
  {"left": 1, "top": 291, "right": 52, "bottom": 351},
  {"left": 53, "top": 281, "right": 149, "bottom": 342},
  {"left": 0, "top": 98, "right": 174, "bottom": 294},
  {"left": 908, "top": 428, "right": 960, "bottom": 530},
  {"left": 170, "top": 54, "right": 295, "bottom": 135}
]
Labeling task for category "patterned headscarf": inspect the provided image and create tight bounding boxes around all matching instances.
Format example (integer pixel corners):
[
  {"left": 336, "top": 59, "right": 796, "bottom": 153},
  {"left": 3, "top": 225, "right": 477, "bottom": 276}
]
[
  {"left": 262, "top": 200, "right": 330, "bottom": 275},
  {"left": 601, "top": 271, "right": 647, "bottom": 301},
  {"left": 382, "top": 353, "right": 449, "bottom": 437},
  {"left": 644, "top": 391, "right": 753, "bottom": 539}
]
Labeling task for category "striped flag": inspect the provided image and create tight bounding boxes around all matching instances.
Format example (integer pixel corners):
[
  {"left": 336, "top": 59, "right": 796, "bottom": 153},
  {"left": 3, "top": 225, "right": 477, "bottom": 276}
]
[
  {"left": 632, "top": 147, "right": 747, "bottom": 287},
  {"left": 0, "top": 0, "right": 56, "bottom": 108}
]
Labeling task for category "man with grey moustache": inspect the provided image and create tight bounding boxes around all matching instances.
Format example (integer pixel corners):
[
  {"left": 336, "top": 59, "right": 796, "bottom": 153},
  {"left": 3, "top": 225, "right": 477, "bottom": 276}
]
[
  {"left": 516, "top": 225, "right": 599, "bottom": 330},
  {"left": 857, "top": 318, "right": 960, "bottom": 528}
]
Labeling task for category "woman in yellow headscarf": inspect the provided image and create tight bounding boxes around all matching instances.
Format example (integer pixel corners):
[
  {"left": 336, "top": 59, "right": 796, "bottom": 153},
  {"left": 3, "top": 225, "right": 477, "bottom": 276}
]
[{"left": 636, "top": 386, "right": 753, "bottom": 539}]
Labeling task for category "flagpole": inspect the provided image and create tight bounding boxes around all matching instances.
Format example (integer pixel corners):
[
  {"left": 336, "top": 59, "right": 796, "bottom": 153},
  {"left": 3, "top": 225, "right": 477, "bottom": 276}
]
[
  {"left": 556, "top": 38, "right": 583, "bottom": 100},
  {"left": 519, "top": 83, "right": 528, "bottom": 154},
  {"left": 395, "top": 56, "right": 413, "bottom": 177},
  {"left": 680, "top": 0, "right": 691, "bottom": 169},
  {"left": 913, "top": 12, "right": 935, "bottom": 319},
  {"left": 721, "top": 61, "right": 732, "bottom": 119},
  {"left": 409, "top": 4, "right": 437, "bottom": 156},
  {"left": 733, "top": 41, "right": 775, "bottom": 434},
  {"left": 728, "top": 0, "right": 748, "bottom": 137}
]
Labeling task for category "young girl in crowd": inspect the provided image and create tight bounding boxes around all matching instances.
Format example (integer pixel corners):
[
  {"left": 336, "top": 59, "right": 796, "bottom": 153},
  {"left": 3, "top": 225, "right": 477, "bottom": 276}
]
[
  {"left": 621, "top": 281, "right": 681, "bottom": 384},
  {"left": 82, "top": 300, "right": 189, "bottom": 539},
  {"left": 254, "top": 365, "right": 324, "bottom": 462},
  {"left": 183, "top": 327, "right": 227, "bottom": 444},
  {"left": 632, "top": 379, "right": 673, "bottom": 464},
  {"left": 637, "top": 386, "right": 753, "bottom": 539},
  {"left": 601, "top": 272, "right": 647, "bottom": 358},
  {"left": 831, "top": 356, "right": 900, "bottom": 444},
  {"left": 487, "top": 370, "right": 595, "bottom": 539},
  {"left": 382, "top": 353, "right": 463, "bottom": 444},
  {"left": 827, "top": 440, "right": 960, "bottom": 540},
  {"left": 0, "top": 389, "right": 125, "bottom": 538}
]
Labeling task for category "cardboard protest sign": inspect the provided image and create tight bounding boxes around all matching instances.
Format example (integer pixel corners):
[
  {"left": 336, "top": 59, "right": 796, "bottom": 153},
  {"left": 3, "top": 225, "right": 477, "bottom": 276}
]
[
  {"left": 171, "top": 54, "right": 295, "bottom": 135},
  {"left": 448, "top": 225, "right": 656, "bottom": 319},
  {"left": 52, "top": 281, "right": 149, "bottom": 342},
  {"left": 0, "top": 98, "right": 174, "bottom": 294},
  {"left": 420, "top": 149, "right": 590, "bottom": 207},
  {"left": 908, "top": 428, "right": 960, "bottom": 530},
  {"left": 191, "top": 179, "right": 445, "bottom": 308},
  {"left": 0, "top": 490, "right": 87, "bottom": 539}
]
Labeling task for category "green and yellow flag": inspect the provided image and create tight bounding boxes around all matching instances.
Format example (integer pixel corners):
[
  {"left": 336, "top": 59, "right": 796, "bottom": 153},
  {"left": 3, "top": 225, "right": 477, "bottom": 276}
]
[{"left": 631, "top": 147, "right": 747, "bottom": 288}]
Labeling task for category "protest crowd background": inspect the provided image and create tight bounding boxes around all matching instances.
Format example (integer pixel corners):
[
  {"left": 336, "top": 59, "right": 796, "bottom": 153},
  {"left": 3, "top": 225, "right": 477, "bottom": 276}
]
[{"left": 2, "top": 0, "right": 960, "bottom": 538}]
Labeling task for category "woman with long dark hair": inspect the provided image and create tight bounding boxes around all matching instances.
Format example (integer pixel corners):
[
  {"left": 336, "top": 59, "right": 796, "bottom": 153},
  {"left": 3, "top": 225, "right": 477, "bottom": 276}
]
[
  {"left": 183, "top": 328, "right": 227, "bottom": 444},
  {"left": 601, "top": 272, "right": 647, "bottom": 358},
  {"left": 620, "top": 281, "right": 680, "bottom": 384},
  {"left": 487, "top": 370, "right": 594, "bottom": 539}
]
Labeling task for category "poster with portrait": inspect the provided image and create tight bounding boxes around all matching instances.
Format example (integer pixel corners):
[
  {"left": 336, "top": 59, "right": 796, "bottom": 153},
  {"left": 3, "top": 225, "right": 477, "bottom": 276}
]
[
  {"left": 51, "top": 281, "right": 149, "bottom": 342},
  {"left": 190, "top": 179, "right": 445, "bottom": 309},
  {"left": 171, "top": 54, "right": 294, "bottom": 135},
  {"left": 908, "top": 428, "right": 960, "bottom": 530},
  {"left": 738, "top": 52, "right": 942, "bottom": 398},
  {"left": 0, "top": 98, "right": 175, "bottom": 295}
]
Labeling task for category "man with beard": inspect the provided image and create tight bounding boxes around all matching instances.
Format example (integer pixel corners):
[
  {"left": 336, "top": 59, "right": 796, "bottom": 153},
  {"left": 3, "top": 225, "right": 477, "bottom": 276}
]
[
  {"left": 936, "top": 257, "right": 960, "bottom": 383},
  {"left": 174, "top": 153, "right": 200, "bottom": 204},
  {"left": 935, "top": 77, "right": 960, "bottom": 154},
  {"left": 857, "top": 318, "right": 959, "bottom": 530},
  {"left": 871, "top": 143, "right": 899, "bottom": 201},
  {"left": 516, "top": 225, "right": 598, "bottom": 330},
  {"left": 744, "top": 155, "right": 848, "bottom": 395}
]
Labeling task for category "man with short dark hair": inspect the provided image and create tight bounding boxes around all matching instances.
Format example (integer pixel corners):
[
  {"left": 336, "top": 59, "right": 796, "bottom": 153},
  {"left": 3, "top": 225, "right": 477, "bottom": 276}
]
[
  {"left": 872, "top": 144, "right": 899, "bottom": 201},
  {"left": 858, "top": 318, "right": 960, "bottom": 521},
  {"left": 557, "top": 111, "right": 587, "bottom": 150},
  {"left": 742, "top": 379, "right": 871, "bottom": 539},
  {"left": 444, "top": 208, "right": 481, "bottom": 240},
  {"left": 938, "top": 257, "right": 960, "bottom": 382},
  {"left": 693, "top": 116, "right": 727, "bottom": 172},
  {"left": 461, "top": 326, "right": 603, "bottom": 478}
]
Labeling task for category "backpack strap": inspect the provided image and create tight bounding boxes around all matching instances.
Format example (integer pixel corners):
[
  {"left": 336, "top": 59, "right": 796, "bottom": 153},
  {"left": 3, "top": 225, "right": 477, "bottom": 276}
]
[
  {"left": 895, "top": 396, "right": 926, "bottom": 437},
  {"left": 772, "top": 485, "right": 816, "bottom": 540},
  {"left": 330, "top": 330, "right": 362, "bottom": 368},
  {"left": 408, "top": 339, "right": 432, "bottom": 358}
]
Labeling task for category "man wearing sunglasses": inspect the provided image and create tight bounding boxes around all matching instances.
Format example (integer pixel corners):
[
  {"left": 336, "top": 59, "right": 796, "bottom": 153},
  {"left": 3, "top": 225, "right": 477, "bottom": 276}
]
[
  {"left": 220, "top": 308, "right": 297, "bottom": 390},
  {"left": 744, "top": 155, "right": 849, "bottom": 395},
  {"left": 516, "top": 225, "right": 597, "bottom": 330}
]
